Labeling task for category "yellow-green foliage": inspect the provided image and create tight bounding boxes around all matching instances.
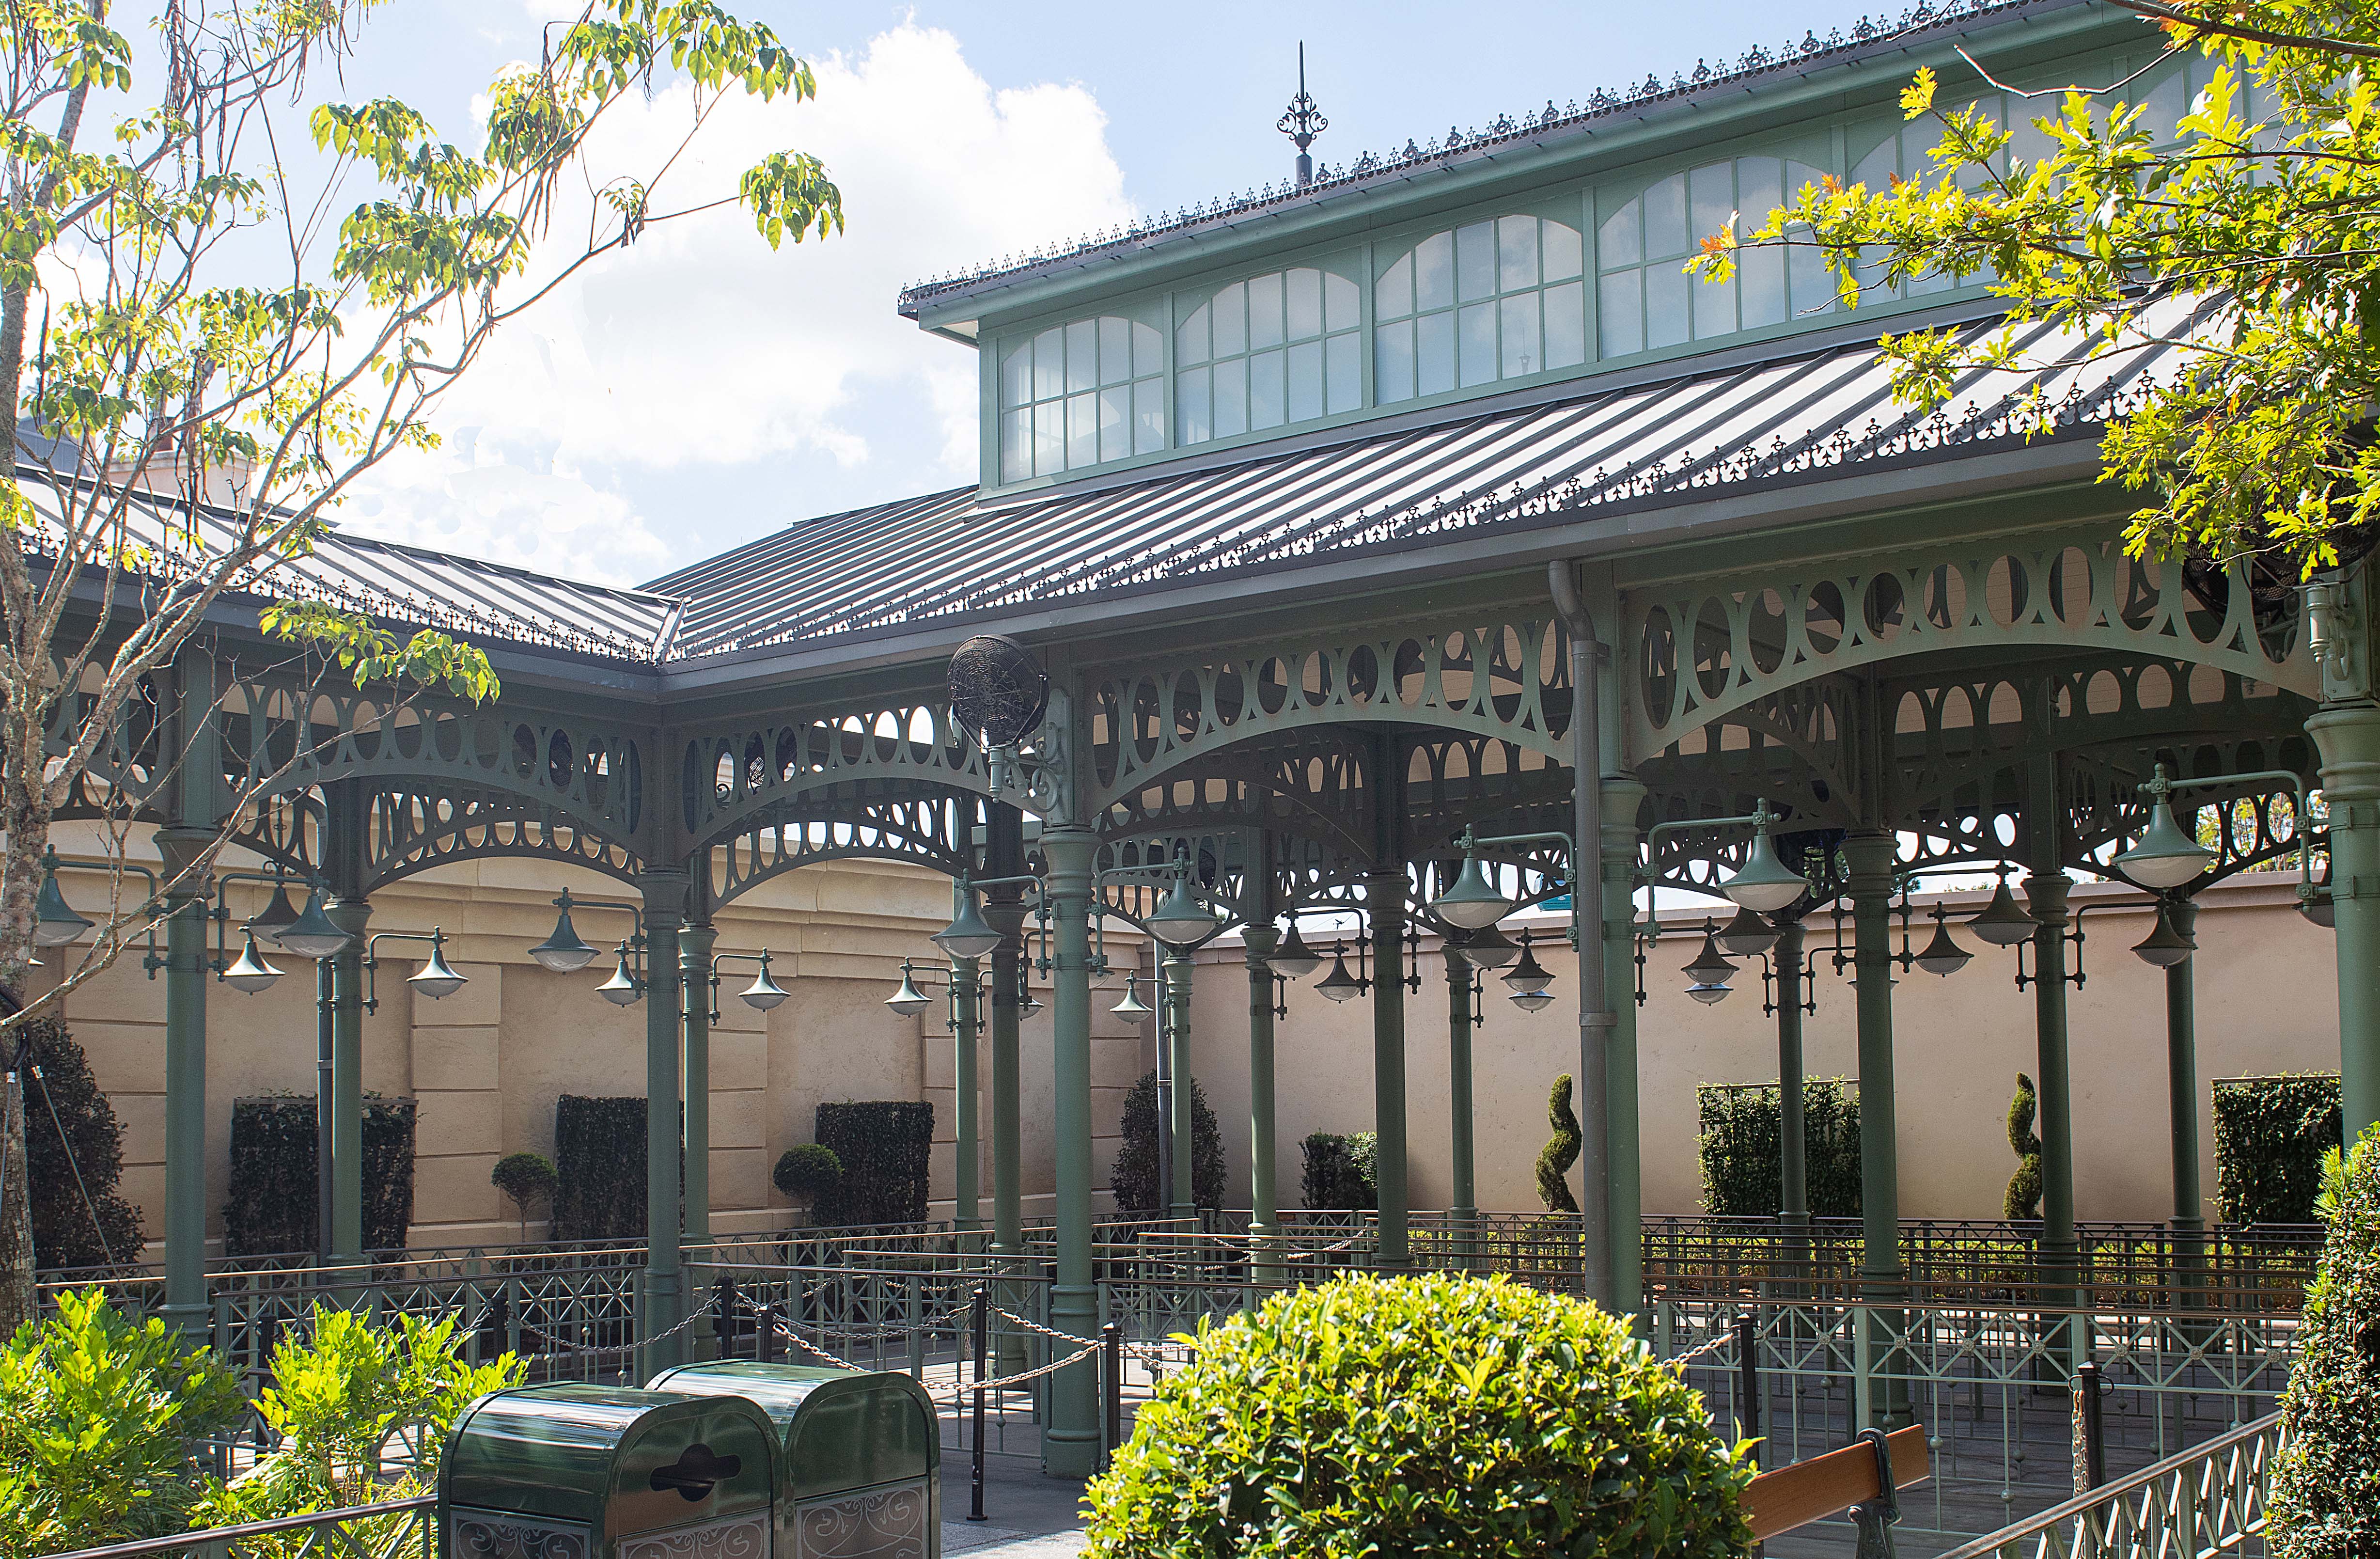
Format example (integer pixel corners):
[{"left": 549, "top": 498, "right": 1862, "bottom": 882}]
[
  {"left": 1083, "top": 1273, "right": 1754, "bottom": 1558},
  {"left": 2270, "top": 1123, "right": 2380, "bottom": 1557},
  {"left": 1536, "top": 1074, "right": 1581, "bottom": 1214}
]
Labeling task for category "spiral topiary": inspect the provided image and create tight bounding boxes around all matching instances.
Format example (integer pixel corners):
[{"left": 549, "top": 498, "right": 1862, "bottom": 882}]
[
  {"left": 1537, "top": 1073, "right": 1581, "bottom": 1214},
  {"left": 2004, "top": 1072, "right": 2044, "bottom": 1221},
  {"left": 1083, "top": 1272, "right": 1754, "bottom": 1557}
]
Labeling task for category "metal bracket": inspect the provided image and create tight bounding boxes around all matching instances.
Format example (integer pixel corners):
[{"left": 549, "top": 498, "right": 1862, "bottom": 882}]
[{"left": 1848, "top": 1426, "right": 1900, "bottom": 1559}]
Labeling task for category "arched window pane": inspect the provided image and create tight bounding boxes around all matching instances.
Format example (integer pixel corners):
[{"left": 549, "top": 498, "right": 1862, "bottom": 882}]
[
  {"left": 1326, "top": 272, "right": 1361, "bottom": 332},
  {"left": 1215, "top": 282, "right": 1247, "bottom": 357},
  {"left": 1286, "top": 268, "right": 1323, "bottom": 340},
  {"left": 1644, "top": 174, "right": 1689, "bottom": 258},
  {"left": 1249, "top": 272, "right": 1284, "bottom": 350},
  {"left": 1250, "top": 348, "right": 1285, "bottom": 429},
  {"left": 1458, "top": 301, "right": 1496, "bottom": 387},
  {"left": 1378, "top": 253, "right": 1414, "bottom": 320},
  {"left": 1646, "top": 264, "right": 1690, "bottom": 349},
  {"left": 1214, "top": 360, "right": 1248, "bottom": 438},
  {"left": 1456, "top": 221, "right": 1495, "bottom": 303},
  {"left": 1599, "top": 272, "right": 1642, "bottom": 358},
  {"left": 1416, "top": 232, "right": 1455, "bottom": 311},
  {"left": 1000, "top": 409, "right": 1031, "bottom": 484},
  {"left": 1135, "top": 321, "right": 1165, "bottom": 378},
  {"left": 1599, "top": 203, "right": 1641, "bottom": 269},
  {"left": 1135, "top": 379, "right": 1165, "bottom": 455},
  {"left": 1177, "top": 303, "right": 1211, "bottom": 367},
  {"left": 1066, "top": 320, "right": 1097, "bottom": 394},
  {"left": 1326, "top": 333, "right": 1361, "bottom": 413},
  {"left": 1098, "top": 386, "right": 1129, "bottom": 463},
  {"left": 1499, "top": 216, "right": 1540, "bottom": 291},
  {"left": 1183, "top": 262, "right": 1362, "bottom": 440},
  {"left": 1418, "top": 311, "right": 1457, "bottom": 396},
  {"left": 1544, "top": 281, "right": 1585, "bottom": 369},
  {"left": 1545, "top": 220, "right": 1583, "bottom": 283},
  {"left": 999, "top": 314, "right": 1166, "bottom": 480},
  {"left": 1177, "top": 366, "right": 1212, "bottom": 444},
  {"left": 1032, "top": 327, "right": 1064, "bottom": 401}
]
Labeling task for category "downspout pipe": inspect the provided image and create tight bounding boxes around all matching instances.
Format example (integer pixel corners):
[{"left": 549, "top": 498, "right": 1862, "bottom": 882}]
[{"left": 1548, "top": 559, "right": 1613, "bottom": 1312}]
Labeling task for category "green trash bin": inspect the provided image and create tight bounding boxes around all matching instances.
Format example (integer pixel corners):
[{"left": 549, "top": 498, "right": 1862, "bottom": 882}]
[
  {"left": 440, "top": 1382, "right": 779, "bottom": 1559},
  {"left": 647, "top": 1361, "right": 940, "bottom": 1559}
]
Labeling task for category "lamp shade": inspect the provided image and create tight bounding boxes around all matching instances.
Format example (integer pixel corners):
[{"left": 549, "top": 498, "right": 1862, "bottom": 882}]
[
  {"left": 408, "top": 935, "right": 468, "bottom": 1001},
  {"left": 529, "top": 898, "right": 600, "bottom": 974},
  {"left": 221, "top": 930, "right": 284, "bottom": 994},
  {"left": 248, "top": 879, "right": 301, "bottom": 945},
  {"left": 738, "top": 955, "right": 790, "bottom": 1011},
  {"left": 1144, "top": 873, "right": 1216, "bottom": 947},
  {"left": 1685, "top": 981, "right": 1733, "bottom": 1006},
  {"left": 1501, "top": 937, "right": 1553, "bottom": 993},
  {"left": 1268, "top": 920, "right": 1324, "bottom": 978},
  {"left": 1022, "top": 990, "right": 1044, "bottom": 1017},
  {"left": 1430, "top": 851, "right": 1511, "bottom": 930},
  {"left": 2131, "top": 901, "right": 2197, "bottom": 968},
  {"left": 1458, "top": 924, "right": 1520, "bottom": 969},
  {"left": 1714, "top": 906, "right": 1777, "bottom": 958},
  {"left": 2114, "top": 792, "right": 2216, "bottom": 891},
  {"left": 1111, "top": 977, "right": 1154, "bottom": 1024},
  {"left": 597, "top": 945, "right": 642, "bottom": 1007},
  {"left": 1509, "top": 986, "right": 1555, "bottom": 1013},
  {"left": 30, "top": 853, "right": 91, "bottom": 948},
  {"left": 885, "top": 965, "right": 930, "bottom": 1017},
  {"left": 1966, "top": 878, "right": 2038, "bottom": 947},
  {"left": 2299, "top": 887, "right": 2336, "bottom": 929},
  {"left": 933, "top": 888, "right": 1005, "bottom": 961},
  {"left": 1912, "top": 915, "right": 1972, "bottom": 977},
  {"left": 1315, "top": 946, "right": 1363, "bottom": 1002},
  {"left": 274, "top": 885, "right": 353, "bottom": 960},
  {"left": 1720, "top": 825, "right": 1809, "bottom": 913},
  {"left": 1682, "top": 929, "right": 1738, "bottom": 991}
]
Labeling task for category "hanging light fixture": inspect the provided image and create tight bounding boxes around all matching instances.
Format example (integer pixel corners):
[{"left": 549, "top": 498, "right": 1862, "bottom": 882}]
[
  {"left": 1429, "top": 845, "right": 1511, "bottom": 931},
  {"left": 738, "top": 951, "right": 790, "bottom": 1011},
  {"left": 2299, "top": 886, "right": 2336, "bottom": 929},
  {"left": 885, "top": 961, "right": 930, "bottom": 1018},
  {"left": 1911, "top": 905, "right": 1972, "bottom": 977},
  {"left": 528, "top": 891, "right": 601, "bottom": 974},
  {"left": 1509, "top": 983, "right": 1555, "bottom": 1013},
  {"left": 1458, "top": 923, "right": 1520, "bottom": 969},
  {"left": 1719, "top": 803, "right": 1810, "bottom": 913},
  {"left": 1714, "top": 905, "right": 1777, "bottom": 958},
  {"left": 1268, "top": 919, "right": 1324, "bottom": 978},
  {"left": 1144, "top": 867, "right": 1217, "bottom": 947},
  {"left": 30, "top": 849, "right": 92, "bottom": 948},
  {"left": 933, "top": 883, "right": 1005, "bottom": 961},
  {"left": 248, "top": 872, "right": 301, "bottom": 947},
  {"left": 1021, "top": 988, "right": 1044, "bottom": 1017},
  {"left": 1315, "top": 943, "right": 1364, "bottom": 1002},
  {"left": 274, "top": 882, "right": 353, "bottom": 960},
  {"left": 220, "top": 929, "right": 284, "bottom": 994},
  {"left": 407, "top": 930, "right": 469, "bottom": 1001},
  {"left": 2113, "top": 764, "right": 2218, "bottom": 890},
  {"left": 1966, "top": 869, "right": 2039, "bottom": 948},
  {"left": 2131, "top": 900, "right": 2198, "bottom": 968},
  {"left": 1682, "top": 923, "right": 1737, "bottom": 1005},
  {"left": 1501, "top": 931, "right": 1553, "bottom": 993},
  {"left": 1111, "top": 974, "right": 1154, "bottom": 1024},
  {"left": 597, "top": 942, "right": 643, "bottom": 1007}
]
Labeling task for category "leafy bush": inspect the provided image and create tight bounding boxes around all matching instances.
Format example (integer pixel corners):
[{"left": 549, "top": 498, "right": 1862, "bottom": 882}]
[
  {"left": 2215, "top": 1074, "right": 2341, "bottom": 1225},
  {"left": 2269, "top": 1120, "right": 2380, "bottom": 1556},
  {"left": 0, "top": 1289, "right": 244, "bottom": 1555},
  {"left": 554, "top": 1095, "right": 653, "bottom": 1242},
  {"left": 1111, "top": 1070, "right": 1226, "bottom": 1213},
  {"left": 225, "top": 1094, "right": 416, "bottom": 1257},
  {"left": 1083, "top": 1273, "right": 1754, "bottom": 1557},
  {"left": 23, "top": 1015, "right": 143, "bottom": 1270},
  {"left": 2005, "top": 1073, "right": 2045, "bottom": 1221},
  {"left": 773, "top": 1143, "right": 842, "bottom": 1205},
  {"left": 1537, "top": 1073, "right": 1581, "bottom": 1214},
  {"left": 1696, "top": 1078, "right": 1862, "bottom": 1218},
  {"left": 490, "top": 1152, "right": 556, "bottom": 1240},
  {"left": 1300, "top": 1131, "right": 1376, "bottom": 1210},
  {"left": 814, "top": 1102, "right": 933, "bottom": 1226}
]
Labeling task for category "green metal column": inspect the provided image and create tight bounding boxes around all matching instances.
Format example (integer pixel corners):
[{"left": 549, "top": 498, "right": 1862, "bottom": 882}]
[
  {"left": 1367, "top": 869, "right": 1409, "bottom": 1269},
  {"left": 678, "top": 923, "right": 716, "bottom": 1248},
  {"left": 1163, "top": 946, "right": 1195, "bottom": 1220},
  {"left": 1844, "top": 833, "right": 1910, "bottom": 1426},
  {"left": 326, "top": 897, "right": 373, "bottom": 1265},
  {"left": 1443, "top": 941, "right": 1476, "bottom": 1225},
  {"left": 641, "top": 871, "right": 688, "bottom": 1374},
  {"left": 1243, "top": 924, "right": 1280, "bottom": 1283},
  {"left": 984, "top": 805, "right": 1028, "bottom": 1379},
  {"left": 2024, "top": 759, "right": 2081, "bottom": 1342},
  {"left": 1041, "top": 826, "right": 1100, "bottom": 1477},
  {"left": 156, "top": 828, "right": 213, "bottom": 1340},
  {"left": 951, "top": 939, "right": 984, "bottom": 1236},
  {"left": 2312, "top": 702, "right": 2380, "bottom": 1141},
  {"left": 1774, "top": 918, "right": 1810, "bottom": 1239},
  {"left": 1599, "top": 775, "right": 1648, "bottom": 1317},
  {"left": 2164, "top": 898, "right": 2208, "bottom": 1313}
]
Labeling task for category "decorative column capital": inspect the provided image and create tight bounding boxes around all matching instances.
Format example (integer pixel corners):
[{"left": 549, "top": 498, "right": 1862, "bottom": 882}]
[
  {"left": 151, "top": 827, "right": 216, "bottom": 899},
  {"left": 676, "top": 922, "right": 718, "bottom": 970},
  {"left": 1242, "top": 923, "right": 1279, "bottom": 961}
]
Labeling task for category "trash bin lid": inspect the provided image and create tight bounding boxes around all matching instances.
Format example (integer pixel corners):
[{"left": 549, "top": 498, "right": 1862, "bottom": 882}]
[
  {"left": 646, "top": 1361, "right": 939, "bottom": 1498},
  {"left": 443, "top": 1383, "right": 777, "bottom": 1533}
]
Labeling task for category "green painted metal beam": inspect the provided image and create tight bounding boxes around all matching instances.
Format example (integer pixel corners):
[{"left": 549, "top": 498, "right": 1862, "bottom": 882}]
[
  {"left": 2312, "top": 702, "right": 2380, "bottom": 1140},
  {"left": 1164, "top": 946, "right": 1196, "bottom": 1221},
  {"left": 1040, "top": 826, "right": 1101, "bottom": 1477},
  {"left": 1243, "top": 923, "right": 1281, "bottom": 1284},
  {"left": 641, "top": 870, "right": 688, "bottom": 1376}
]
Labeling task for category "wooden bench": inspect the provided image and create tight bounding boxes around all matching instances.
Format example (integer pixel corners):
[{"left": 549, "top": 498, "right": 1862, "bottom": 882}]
[{"left": 1744, "top": 1424, "right": 1931, "bottom": 1545}]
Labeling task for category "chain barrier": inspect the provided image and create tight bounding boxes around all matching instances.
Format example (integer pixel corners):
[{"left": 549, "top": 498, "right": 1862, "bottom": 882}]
[
  {"left": 1662, "top": 1328, "right": 1740, "bottom": 1372},
  {"left": 761, "top": 1316, "right": 1102, "bottom": 1402}
]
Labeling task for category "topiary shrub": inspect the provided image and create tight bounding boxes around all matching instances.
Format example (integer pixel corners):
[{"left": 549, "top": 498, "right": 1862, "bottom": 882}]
[
  {"left": 1110, "top": 1070, "right": 1227, "bottom": 1213},
  {"left": 773, "top": 1143, "right": 842, "bottom": 1211},
  {"left": 490, "top": 1152, "right": 556, "bottom": 1241},
  {"left": 2269, "top": 1120, "right": 2380, "bottom": 1556},
  {"left": 1537, "top": 1073, "right": 1581, "bottom": 1213},
  {"left": 224, "top": 1093, "right": 416, "bottom": 1257},
  {"left": 1696, "top": 1079, "right": 1863, "bottom": 1218},
  {"left": 2005, "top": 1073, "right": 2045, "bottom": 1221},
  {"left": 813, "top": 1102, "right": 933, "bottom": 1226},
  {"left": 2214, "top": 1074, "right": 2341, "bottom": 1225},
  {"left": 1299, "top": 1132, "right": 1376, "bottom": 1210},
  {"left": 553, "top": 1095, "right": 650, "bottom": 1243},
  {"left": 1083, "top": 1272, "right": 1754, "bottom": 1556},
  {"left": 21, "top": 1015, "right": 142, "bottom": 1271}
]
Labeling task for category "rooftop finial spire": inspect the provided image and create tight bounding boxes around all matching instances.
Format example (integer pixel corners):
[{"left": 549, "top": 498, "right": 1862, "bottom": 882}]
[{"left": 1277, "top": 42, "right": 1327, "bottom": 187}]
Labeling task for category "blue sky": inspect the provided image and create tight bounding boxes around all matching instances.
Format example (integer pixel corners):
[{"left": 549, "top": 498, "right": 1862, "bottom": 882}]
[{"left": 307, "top": 0, "right": 1934, "bottom": 584}]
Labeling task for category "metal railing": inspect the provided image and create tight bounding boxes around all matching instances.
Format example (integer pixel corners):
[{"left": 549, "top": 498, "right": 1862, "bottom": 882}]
[
  {"left": 37, "top": 1496, "right": 435, "bottom": 1559},
  {"left": 1938, "top": 1410, "right": 2286, "bottom": 1559}
]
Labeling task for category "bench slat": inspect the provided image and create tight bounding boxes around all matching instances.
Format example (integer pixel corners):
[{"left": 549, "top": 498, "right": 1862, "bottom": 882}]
[{"left": 1742, "top": 1425, "right": 1931, "bottom": 1540}]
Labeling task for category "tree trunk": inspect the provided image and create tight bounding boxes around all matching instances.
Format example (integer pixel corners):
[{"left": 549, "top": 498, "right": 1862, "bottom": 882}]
[{"left": 0, "top": 267, "right": 43, "bottom": 1336}]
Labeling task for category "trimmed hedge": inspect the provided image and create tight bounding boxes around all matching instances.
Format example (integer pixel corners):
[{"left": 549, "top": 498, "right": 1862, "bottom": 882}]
[
  {"left": 2214, "top": 1074, "right": 2341, "bottom": 1225},
  {"left": 22, "top": 1015, "right": 142, "bottom": 1271},
  {"left": 223, "top": 1093, "right": 415, "bottom": 1256},
  {"left": 1300, "top": 1131, "right": 1377, "bottom": 1211},
  {"left": 813, "top": 1102, "right": 933, "bottom": 1226},
  {"left": 2269, "top": 1123, "right": 2380, "bottom": 1555},
  {"left": 1697, "top": 1078, "right": 1861, "bottom": 1218},
  {"left": 1110, "top": 1069, "right": 1226, "bottom": 1213},
  {"left": 553, "top": 1095, "right": 652, "bottom": 1242}
]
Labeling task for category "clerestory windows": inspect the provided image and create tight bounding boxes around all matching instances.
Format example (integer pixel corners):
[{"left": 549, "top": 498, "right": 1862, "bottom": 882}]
[
  {"left": 1175, "top": 265, "right": 1363, "bottom": 446},
  {"left": 997, "top": 315, "right": 1164, "bottom": 484},
  {"left": 1373, "top": 214, "right": 1586, "bottom": 404}
]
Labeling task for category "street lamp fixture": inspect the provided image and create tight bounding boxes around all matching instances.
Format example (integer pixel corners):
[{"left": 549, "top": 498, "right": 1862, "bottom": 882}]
[
  {"left": 2298, "top": 886, "right": 2335, "bottom": 928},
  {"left": 1714, "top": 905, "right": 1777, "bottom": 958},
  {"left": 1429, "top": 845, "right": 1512, "bottom": 931},
  {"left": 1315, "top": 943, "right": 1365, "bottom": 1002},
  {"left": 1910, "top": 904, "right": 1972, "bottom": 977},
  {"left": 1682, "top": 922, "right": 1737, "bottom": 1005},
  {"left": 220, "top": 929, "right": 284, "bottom": 994},
  {"left": 1717, "top": 801, "right": 1810, "bottom": 913},
  {"left": 276, "top": 882, "right": 354, "bottom": 960},
  {"left": 2113, "top": 763, "right": 2218, "bottom": 890},
  {"left": 885, "top": 961, "right": 931, "bottom": 1018},
  {"left": 2131, "top": 899, "right": 2197, "bottom": 968},
  {"left": 933, "top": 880, "right": 1005, "bottom": 961},
  {"left": 1501, "top": 930, "right": 1553, "bottom": 994},
  {"left": 708, "top": 948, "right": 789, "bottom": 1014},
  {"left": 1966, "top": 866, "right": 2039, "bottom": 948},
  {"left": 1457, "top": 923, "right": 1520, "bottom": 969},
  {"left": 360, "top": 928, "right": 468, "bottom": 1010},
  {"left": 1112, "top": 972, "right": 1154, "bottom": 1024},
  {"left": 1509, "top": 983, "right": 1555, "bottom": 1013},
  {"left": 1143, "top": 861, "right": 1219, "bottom": 948},
  {"left": 31, "top": 848, "right": 93, "bottom": 947},
  {"left": 528, "top": 890, "right": 602, "bottom": 973},
  {"left": 247, "top": 867, "right": 302, "bottom": 948},
  {"left": 1268, "top": 918, "right": 1324, "bottom": 978},
  {"left": 596, "top": 942, "right": 642, "bottom": 1008}
]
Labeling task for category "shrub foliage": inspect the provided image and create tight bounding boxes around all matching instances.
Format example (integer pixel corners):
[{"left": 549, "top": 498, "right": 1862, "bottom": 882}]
[
  {"left": 1696, "top": 1078, "right": 1862, "bottom": 1218},
  {"left": 553, "top": 1095, "right": 651, "bottom": 1242},
  {"left": 773, "top": 1143, "right": 842, "bottom": 1204},
  {"left": 1111, "top": 1070, "right": 1226, "bottom": 1213},
  {"left": 1300, "top": 1131, "right": 1377, "bottom": 1211},
  {"left": 1537, "top": 1073, "right": 1581, "bottom": 1213},
  {"left": 2005, "top": 1073, "right": 2045, "bottom": 1221},
  {"left": 224, "top": 1094, "right": 416, "bottom": 1257},
  {"left": 1083, "top": 1272, "right": 1754, "bottom": 1557},
  {"left": 2214, "top": 1074, "right": 2340, "bottom": 1225},
  {"left": 490, "top": 1153, "right": 556, "bottom": 1238},
  {"left": 22, "top": 1016, "right": 142, "bottom": 1270},
  {"left": 813, "top": 1102, "right": 933, "bottom": 1226},
  {"left": 2269, "top": 1122, "right": 2380, "bottom": 1556}
]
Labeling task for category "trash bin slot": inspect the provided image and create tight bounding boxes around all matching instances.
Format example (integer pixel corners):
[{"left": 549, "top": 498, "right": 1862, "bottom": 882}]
[{"left": 649, "top": 1443, "right": 743, "bottom": 1502}]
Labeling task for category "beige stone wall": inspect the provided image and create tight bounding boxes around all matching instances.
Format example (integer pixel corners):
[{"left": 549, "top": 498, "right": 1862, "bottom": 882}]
[{"left": 1183, "top": 876, "right": 2341, "bottom": 1224}]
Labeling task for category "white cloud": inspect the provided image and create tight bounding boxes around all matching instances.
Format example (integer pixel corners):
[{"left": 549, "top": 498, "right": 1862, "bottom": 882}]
[{"left": 345, "top": 23, "right": 1133, "bottom": 583}]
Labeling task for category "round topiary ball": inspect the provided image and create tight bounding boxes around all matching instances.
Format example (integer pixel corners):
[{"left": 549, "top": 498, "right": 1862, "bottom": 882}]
[
  {"left": 773, "top": 1142, "right": 842, "bottom": 1203},
  {"left": 1084, "top": 1272, "right": 1753, "bottom": 1558}
]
